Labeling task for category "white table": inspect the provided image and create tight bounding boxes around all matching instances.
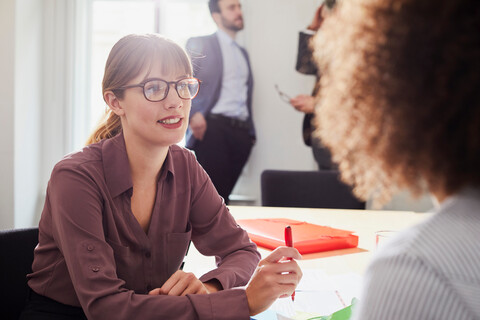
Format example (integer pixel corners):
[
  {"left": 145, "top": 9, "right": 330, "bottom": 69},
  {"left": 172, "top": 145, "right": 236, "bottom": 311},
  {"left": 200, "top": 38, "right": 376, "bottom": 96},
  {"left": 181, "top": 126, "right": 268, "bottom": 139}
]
[{"left": 184, "top": 206, "right": 431, "bottom": 277}]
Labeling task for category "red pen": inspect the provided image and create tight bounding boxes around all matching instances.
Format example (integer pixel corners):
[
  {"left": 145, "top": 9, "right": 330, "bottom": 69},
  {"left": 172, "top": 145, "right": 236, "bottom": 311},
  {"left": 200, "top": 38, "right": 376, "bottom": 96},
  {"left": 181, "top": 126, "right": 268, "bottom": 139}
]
[{"left": 284, "top": 225, "right": 295, "bottom": 302}]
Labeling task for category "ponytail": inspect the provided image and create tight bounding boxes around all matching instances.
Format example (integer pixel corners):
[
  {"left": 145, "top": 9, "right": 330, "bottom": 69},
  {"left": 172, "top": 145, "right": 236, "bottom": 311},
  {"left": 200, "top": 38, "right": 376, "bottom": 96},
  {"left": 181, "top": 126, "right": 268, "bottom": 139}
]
[{"left": 85, "top": 109, "right": 122, "bottom": 145}]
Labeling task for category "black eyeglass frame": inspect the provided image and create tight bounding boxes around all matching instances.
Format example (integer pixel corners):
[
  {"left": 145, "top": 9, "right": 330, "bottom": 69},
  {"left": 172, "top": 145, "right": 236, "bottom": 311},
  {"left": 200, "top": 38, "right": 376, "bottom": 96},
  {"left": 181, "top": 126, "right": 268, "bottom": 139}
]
[{"left": 116, "top": 77, "right": 201, "bottom": 102}]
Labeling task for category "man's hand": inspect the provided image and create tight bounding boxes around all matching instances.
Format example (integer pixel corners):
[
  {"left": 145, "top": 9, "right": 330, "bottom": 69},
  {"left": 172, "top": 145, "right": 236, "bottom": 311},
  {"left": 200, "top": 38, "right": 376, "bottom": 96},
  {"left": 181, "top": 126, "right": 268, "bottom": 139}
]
[
  {"left": 246, "top": 247, "right": 303, "bottom": 316},
  {"left": 290, "top": 94, "right": 316, "bottom": 114},
  {"left": 189, "top": 112, "right": 207, "bottom": 141},
  {"left": 148, "top": 270, "right": 208, "bottom": 296}
]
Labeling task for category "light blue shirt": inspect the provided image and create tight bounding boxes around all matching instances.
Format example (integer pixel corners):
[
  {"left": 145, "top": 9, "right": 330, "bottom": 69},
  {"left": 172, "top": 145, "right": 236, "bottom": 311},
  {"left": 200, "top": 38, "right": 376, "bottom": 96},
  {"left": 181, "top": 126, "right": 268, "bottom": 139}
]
[
  {"left": 210, "top": 29, "right": 249, "bottom": 120},
  {"left": 352, "top": 187, "right": 480, "bottom": 319}
]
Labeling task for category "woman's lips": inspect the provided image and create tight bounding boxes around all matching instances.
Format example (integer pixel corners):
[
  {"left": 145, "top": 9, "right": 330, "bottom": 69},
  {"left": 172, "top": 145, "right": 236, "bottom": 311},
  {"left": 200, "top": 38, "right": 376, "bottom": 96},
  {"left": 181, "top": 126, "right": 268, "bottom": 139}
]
[{"left": 157, "top": 117, "right": 183, "bottom": 129}]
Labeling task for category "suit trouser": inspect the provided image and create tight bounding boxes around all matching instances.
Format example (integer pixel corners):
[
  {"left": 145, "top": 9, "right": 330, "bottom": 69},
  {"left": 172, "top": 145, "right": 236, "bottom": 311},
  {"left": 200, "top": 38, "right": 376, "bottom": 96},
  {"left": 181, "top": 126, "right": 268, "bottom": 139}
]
[{"left": 192, "top": 115, "right": 254, "bottom": 204}]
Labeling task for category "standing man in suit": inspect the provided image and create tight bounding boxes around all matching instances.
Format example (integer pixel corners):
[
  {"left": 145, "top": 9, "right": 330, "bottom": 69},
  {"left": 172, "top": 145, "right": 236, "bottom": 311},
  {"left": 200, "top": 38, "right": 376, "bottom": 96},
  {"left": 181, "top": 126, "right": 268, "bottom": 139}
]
[
  {"left": 289, "top": 1, "right": 336, "bottom": 170},
  {"left": 185, "top": 0, "right": 254, "bottom": 204}
]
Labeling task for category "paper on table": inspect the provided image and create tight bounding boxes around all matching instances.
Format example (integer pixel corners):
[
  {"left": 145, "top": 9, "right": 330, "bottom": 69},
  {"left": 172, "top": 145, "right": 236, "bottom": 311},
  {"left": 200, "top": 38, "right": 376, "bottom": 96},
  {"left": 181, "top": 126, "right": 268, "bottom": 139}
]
[
  {"left": 251, "top": 309, "right": 278, "bottom": 320},
  {"left": 260, "top": 269, "right": 361, "bottom": 320}
]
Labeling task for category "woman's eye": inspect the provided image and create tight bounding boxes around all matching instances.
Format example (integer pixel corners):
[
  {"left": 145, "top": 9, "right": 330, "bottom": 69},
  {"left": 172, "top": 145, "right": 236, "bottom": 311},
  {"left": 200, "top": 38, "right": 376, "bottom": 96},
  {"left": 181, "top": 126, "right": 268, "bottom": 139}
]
[
  {"left": 145, "top": 81, "right": 167, "bottom": 95},
  {"left": 145, "top": 83, "right": 160, "bottom": 92}
]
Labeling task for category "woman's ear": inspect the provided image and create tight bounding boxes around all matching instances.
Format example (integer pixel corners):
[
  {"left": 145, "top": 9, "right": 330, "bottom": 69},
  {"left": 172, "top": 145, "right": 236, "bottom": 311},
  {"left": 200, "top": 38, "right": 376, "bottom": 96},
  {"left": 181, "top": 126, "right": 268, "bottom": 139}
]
[{"left": 104, "top": 91, "right": 125, "bottom": 116}]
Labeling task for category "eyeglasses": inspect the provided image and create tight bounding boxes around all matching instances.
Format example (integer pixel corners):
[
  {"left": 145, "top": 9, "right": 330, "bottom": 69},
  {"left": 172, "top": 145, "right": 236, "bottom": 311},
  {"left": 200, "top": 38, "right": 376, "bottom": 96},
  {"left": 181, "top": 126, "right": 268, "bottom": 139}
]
[
  {"left": 275, "top": 84, "right": 291, "bottom": 103},
  {"left": 117, "top": 77, "right": 201, "bottom": 102}
]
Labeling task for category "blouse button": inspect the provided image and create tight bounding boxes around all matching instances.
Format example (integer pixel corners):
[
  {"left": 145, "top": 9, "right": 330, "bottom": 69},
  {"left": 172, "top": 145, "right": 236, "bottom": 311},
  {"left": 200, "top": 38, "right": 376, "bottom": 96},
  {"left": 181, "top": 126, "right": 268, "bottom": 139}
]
[
  {"left": 87, "top": 245, "right": 95, "bottom": 251},
  {"left": 91, "top": 266, "right": 100, "bottom": 272},
  {"left": 145, "top": 251, "right": 151, "bottom": 258}
]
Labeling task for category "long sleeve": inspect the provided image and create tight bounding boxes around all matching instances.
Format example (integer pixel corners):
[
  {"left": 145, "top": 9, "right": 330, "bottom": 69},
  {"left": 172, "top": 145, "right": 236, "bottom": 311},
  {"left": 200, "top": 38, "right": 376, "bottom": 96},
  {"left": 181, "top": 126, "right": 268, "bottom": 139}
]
[{"left": 28, "top": 137, "right": 260, "bottom": 320}]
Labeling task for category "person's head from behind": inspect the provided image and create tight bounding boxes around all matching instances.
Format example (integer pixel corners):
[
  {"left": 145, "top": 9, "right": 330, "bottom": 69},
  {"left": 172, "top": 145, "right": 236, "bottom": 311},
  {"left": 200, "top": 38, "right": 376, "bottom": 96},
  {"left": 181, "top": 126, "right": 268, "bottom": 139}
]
[
  {"left": 314, "top": 0, "right": 480, "bottom": 205},
  {"left": 209, "top": 0, "right": 244, "bottom": 33},
  {"left": 87, "top": 34, "right": 198, "bottom": 146}
]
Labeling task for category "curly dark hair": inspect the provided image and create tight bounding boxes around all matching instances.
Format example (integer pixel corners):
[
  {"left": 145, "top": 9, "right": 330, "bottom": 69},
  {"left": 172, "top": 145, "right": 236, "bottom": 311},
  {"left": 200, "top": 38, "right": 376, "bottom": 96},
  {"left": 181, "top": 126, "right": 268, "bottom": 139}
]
[{"left": 313, "top": 0, "right": 480, "bottom": 205}]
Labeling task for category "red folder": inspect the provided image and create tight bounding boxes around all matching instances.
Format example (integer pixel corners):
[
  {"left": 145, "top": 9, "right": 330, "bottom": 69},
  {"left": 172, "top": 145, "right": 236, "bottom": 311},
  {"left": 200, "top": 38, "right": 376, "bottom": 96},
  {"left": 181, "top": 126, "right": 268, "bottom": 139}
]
[{"left": 237, "top": 218, "right": 358, "bottom": 254}]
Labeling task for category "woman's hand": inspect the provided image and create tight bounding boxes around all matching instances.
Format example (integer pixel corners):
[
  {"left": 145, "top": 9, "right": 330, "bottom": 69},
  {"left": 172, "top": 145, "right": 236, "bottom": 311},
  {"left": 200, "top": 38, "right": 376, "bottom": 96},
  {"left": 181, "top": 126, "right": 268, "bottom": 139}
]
[
  {"left": 245, "top": 247, "right": 302, "bottom": 316},
  {"left": 290, "top": 94, "right": 315, "bottom": 114},
  {"left": 308, "top": 4, "right": 324, "bottom": 31},
  {"left": 148, "top": 270, "right": 209, "bottom": 296}
]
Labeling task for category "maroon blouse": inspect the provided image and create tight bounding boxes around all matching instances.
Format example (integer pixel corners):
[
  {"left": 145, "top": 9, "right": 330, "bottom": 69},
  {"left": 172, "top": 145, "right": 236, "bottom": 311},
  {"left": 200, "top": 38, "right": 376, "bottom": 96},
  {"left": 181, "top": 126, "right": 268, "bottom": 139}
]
[{"left": 27, "top": 133, "right": 260, "bottom": 319}]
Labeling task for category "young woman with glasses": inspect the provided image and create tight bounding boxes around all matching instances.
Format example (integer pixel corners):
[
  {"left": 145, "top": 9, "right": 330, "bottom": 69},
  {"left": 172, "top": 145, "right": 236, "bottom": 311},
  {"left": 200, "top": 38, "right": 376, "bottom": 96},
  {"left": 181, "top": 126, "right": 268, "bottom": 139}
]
[{"left": 21, "top": 34, "right": 301, "bottom": 320}]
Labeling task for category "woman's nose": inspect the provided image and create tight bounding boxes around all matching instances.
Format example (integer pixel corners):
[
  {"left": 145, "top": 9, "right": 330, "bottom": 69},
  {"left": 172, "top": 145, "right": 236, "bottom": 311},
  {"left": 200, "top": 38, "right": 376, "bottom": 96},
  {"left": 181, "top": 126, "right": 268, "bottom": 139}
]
[{"left": 163, "top": 85, "right": 182, "bottom": 109}]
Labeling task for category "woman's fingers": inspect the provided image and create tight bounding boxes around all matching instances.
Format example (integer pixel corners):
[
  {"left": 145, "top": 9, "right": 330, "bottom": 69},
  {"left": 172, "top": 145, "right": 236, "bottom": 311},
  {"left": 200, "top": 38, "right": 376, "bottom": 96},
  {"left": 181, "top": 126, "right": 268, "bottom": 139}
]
[
  {"left": 261, "top": 246, "right": 302, "bottom": 264},
  {"left": 159, "top": 270, "right": 208, "bottom": 296},
  {"left": 148, "top": 288, "right": 161, "bottom": 295},
  {"left": 246, "top": 247, "right": 303, "bottom": 316}
]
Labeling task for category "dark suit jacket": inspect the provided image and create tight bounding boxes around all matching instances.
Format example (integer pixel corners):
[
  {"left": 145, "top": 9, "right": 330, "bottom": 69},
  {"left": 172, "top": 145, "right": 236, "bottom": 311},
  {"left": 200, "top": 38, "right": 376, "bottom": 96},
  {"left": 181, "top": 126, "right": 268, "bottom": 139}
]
[{"left": 185, "top": 33, "right": 255, "bottom": 148}]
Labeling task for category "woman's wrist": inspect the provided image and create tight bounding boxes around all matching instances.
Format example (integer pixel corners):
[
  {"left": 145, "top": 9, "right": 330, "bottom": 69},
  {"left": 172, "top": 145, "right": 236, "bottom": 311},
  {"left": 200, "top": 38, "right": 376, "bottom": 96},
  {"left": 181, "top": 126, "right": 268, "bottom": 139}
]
[{"left": 203, "top": 279, "right": 223, "bottom": 293}]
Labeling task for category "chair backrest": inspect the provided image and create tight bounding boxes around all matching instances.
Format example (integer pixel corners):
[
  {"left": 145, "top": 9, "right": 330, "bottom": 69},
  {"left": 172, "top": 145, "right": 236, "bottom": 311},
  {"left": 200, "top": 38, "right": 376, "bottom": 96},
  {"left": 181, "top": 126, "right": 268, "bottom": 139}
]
[
  {"left": 0, "top": 227, "right": 39, "bottom": 320},
  {"left": 261, "top": 170, "right": 365, "bottom": 209}
]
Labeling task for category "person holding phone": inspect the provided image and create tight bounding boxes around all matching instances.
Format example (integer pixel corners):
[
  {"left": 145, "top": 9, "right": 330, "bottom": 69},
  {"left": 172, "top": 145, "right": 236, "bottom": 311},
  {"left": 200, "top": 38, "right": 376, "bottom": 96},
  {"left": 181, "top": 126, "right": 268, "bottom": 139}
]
[{"left": 290, "top": 0, "right": 337, "bottom": 170}]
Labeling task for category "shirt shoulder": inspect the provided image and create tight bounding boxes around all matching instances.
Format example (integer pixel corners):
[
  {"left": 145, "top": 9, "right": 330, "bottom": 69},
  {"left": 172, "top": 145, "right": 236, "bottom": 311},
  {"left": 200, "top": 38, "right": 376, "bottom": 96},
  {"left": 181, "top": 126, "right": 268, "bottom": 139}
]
[
  {"left": 384, "top": 192, "right": 480, "bottom": 277},
  {"left": 354, "top": 191, "right": 480, "bottom": 319},
  {"left": 168, "top": 145, "right": 210, "bottom": 190},
  {"left": 53, "top": 141, "right": 104, "bottom": 174},
  {"left": 168, "top": 145, "right": 202, "bottom": 176}
]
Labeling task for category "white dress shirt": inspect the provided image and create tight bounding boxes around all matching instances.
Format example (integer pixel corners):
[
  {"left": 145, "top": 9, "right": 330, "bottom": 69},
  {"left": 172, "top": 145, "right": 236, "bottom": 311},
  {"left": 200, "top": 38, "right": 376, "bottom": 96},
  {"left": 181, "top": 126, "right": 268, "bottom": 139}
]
[{"left": 210, "top": 29, "right": 249, "bottom": 121}]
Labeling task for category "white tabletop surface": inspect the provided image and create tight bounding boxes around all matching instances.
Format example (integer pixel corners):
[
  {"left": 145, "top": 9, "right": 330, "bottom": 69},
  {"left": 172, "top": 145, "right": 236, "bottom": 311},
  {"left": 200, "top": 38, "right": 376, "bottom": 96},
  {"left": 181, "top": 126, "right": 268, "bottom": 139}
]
[{"left": 183, "top": 206, "right": 432, "bottom": 277}]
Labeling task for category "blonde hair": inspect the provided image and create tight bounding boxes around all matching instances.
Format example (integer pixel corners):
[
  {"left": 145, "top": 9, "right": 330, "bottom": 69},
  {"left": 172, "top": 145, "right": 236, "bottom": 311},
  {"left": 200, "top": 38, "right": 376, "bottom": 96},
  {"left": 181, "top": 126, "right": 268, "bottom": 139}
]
[{"left": 86, "top": 34, "right": 193, "bottom": 145}]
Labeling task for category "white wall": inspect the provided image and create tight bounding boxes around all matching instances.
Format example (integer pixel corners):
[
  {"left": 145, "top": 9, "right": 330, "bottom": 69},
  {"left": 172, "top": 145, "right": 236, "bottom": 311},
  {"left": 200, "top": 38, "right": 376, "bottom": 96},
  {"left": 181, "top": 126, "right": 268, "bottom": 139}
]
[
  {"left": 0, "top": 0, "right": 43, "bottom": 229},
  {"left": 0, "top": 0, "right": 80, "bottom": 230},
  {"left": 0, "top": 0, "right": 433, "bottom": 230},
  {"left": 14, "top": 0, "right": 43, "bottom": 228},
  {"left": 0, "top": 0, "right": 16, "bottom": 229},
  {"left": 235, "top": 0, "right": 433, "bottom": 212},
  {"left": 232, "top": 0, "right": 321, "bottom": 203}
]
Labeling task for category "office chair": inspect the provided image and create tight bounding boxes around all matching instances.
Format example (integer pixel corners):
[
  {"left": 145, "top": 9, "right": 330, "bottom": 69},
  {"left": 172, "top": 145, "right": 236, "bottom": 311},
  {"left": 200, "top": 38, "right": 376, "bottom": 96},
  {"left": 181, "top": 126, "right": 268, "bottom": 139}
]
[
  {"left": 0, "top": 227, "right": 39, "bottom": 319},
  {"left": 261, "top": 170, "right": 365, "bottom": 209}
]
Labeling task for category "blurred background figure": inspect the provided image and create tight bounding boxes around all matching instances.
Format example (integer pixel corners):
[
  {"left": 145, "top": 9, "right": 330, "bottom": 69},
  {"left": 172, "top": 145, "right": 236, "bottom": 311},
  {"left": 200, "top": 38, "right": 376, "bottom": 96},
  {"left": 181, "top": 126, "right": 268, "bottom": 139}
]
[
  {"left": 186, "top": 0, "right": 255, "bottom": 204},
  {"left": 314, "top": 0, "right": 480, "bottom": 318},
  {"left": 290, "top": 0, "right": 336, "bottom": 170}
]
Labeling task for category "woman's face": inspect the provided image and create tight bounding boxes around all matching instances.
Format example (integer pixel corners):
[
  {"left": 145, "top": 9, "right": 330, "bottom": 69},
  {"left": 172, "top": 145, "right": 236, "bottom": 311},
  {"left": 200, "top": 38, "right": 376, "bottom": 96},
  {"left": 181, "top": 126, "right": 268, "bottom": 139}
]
[{"left": 116, "top": 63, "right": 192, "bottom": 149}]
